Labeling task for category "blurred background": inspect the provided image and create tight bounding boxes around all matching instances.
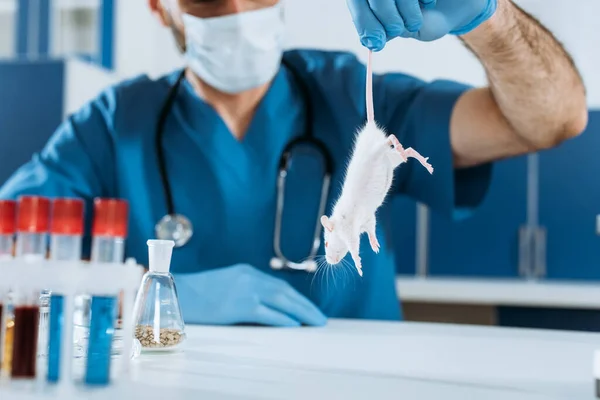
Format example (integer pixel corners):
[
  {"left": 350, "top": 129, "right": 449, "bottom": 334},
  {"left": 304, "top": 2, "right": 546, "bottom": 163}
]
[{"left": 1, "top": 0, "right": 599, "bottom": 331}]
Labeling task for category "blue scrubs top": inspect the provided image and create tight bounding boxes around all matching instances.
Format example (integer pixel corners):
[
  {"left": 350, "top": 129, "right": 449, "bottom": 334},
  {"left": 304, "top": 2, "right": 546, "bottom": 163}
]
[{"left": 0, "top": 49, "right": 491, "bottom": 322}]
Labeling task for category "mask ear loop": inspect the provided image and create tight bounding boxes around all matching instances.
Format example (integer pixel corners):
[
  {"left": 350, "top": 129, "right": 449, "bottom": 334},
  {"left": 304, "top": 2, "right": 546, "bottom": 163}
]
[
  {"left": 160, "top": 0, "right": 187, "bottom": 53},
  {"left": 279, "top": 0, "right": 286, "bottom": 20}
]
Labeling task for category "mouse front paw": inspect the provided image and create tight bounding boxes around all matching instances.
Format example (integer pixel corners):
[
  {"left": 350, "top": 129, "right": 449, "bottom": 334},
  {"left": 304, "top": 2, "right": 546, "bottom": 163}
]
[
  {"left": 356, "top": 264, "right": 363, "bottom": 277},
  {"left": 368, "top": 232, "right": 380, "bottom": 254},
  {"left": 418, "top": 155, "right": 434, "bottom": 174},
  {"left": 351, "top": 256, "right": 363, "bottom": 277}
]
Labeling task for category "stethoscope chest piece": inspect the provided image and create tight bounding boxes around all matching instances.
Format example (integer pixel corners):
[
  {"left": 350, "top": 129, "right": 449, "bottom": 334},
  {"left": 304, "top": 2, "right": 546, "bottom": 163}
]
[{"left": 155, "top": 214, "right": 193, "bottom": 248}]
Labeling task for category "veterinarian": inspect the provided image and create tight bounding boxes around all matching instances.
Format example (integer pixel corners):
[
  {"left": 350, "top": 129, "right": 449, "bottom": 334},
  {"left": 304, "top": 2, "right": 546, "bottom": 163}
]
[{"left": 0, "top": 0, "right": 587, "bottom": 326}]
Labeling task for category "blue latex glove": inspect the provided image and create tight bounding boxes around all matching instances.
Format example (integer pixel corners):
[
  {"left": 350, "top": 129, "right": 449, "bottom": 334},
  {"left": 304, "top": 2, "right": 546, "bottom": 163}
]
[
  {"left": 346, "top": 0, "right": 497, "bottom": 50},
  {"left": 174, "top": 264, "right": 327, "bottom": 327}
]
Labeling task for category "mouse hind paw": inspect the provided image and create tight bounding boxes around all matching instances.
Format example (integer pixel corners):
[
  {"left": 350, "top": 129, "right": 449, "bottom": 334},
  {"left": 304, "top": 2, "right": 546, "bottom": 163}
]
[
  {"left": 350, "top": 253, "right": 363, "bottom": 277},
  {"left": 405, "top": 148, "right": 434, "bottom": 174}
]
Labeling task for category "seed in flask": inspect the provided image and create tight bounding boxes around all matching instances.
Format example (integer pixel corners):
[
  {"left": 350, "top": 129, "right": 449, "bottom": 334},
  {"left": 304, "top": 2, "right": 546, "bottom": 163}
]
[{"left": 134, "top": 325, "right": 184, "bottom": 348}]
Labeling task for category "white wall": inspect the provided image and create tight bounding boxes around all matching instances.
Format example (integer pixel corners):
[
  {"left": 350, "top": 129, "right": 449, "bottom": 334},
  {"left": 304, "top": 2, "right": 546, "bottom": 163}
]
[
  {"left": 285, "top": 0, "right": 600, "bottom": 107},
  {"left": 113, "top": 0, "right": 183, "bottom": 80},
  {"left": 111, "top": 0, "right": 600, "bottom": 108},
  {"left": 113, "top": 0, "right": 483, "bottom": 83},
  {"left": 63, "top": 58, "right": 119, "bottom": 117},
  {"left": 282, "top": 0, "right": 486, "bottom": 85},
  {"left": 515, "top": 0, "right": 600, "bottom": 108}
]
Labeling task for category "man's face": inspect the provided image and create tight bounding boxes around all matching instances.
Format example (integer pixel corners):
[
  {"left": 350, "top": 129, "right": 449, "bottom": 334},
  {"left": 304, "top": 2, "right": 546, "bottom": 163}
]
[{"left": 150, "top": 0, "right": 280, "bottom": 52}]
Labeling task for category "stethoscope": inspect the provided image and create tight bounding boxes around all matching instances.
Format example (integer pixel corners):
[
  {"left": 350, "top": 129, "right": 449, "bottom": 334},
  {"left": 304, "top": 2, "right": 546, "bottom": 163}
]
[{"left": 154, "top": 56, "right": 334, "bottom": 273}]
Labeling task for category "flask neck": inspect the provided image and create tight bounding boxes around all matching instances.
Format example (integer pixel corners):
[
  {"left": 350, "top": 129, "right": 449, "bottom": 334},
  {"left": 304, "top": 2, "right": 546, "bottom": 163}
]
[{"left": 147, "top": 270, "right": 170, "bottom": 277}]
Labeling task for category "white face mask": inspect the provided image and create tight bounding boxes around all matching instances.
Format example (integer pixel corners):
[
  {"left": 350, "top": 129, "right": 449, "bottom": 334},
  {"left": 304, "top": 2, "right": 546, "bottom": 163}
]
[{"left": 181, "top": 3, "right": 286, "bottom": 94}]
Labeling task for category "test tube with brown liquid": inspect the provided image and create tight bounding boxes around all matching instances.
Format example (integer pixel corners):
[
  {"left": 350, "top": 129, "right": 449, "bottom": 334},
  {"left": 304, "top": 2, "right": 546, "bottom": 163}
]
[
  {"left": 3, "top": 196, "right": 49, "bottom": 375},
  {"left": 10, "top": 289, "right": 40, "bottom": 379},
  {"left": 1, "top": 315, "right": 14, "bottom": 373},
  {"left": 0, "top": 199, "right": 16, "bottom": 373},
  {"left": 0, "top": 295, "right": 4, "bottom": 374}
]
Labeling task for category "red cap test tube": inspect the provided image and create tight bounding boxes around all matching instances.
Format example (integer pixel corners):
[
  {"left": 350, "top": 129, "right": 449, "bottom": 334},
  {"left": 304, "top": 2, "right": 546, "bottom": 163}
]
[
  {"left": 10, "top": 196, "right": 50, "bottom": 379},
  {"left": 46, "top": 198, "right": 85, "bottom": 382},
  {"left": 85, "top": 198, "right": 129, "bottom": 385}
]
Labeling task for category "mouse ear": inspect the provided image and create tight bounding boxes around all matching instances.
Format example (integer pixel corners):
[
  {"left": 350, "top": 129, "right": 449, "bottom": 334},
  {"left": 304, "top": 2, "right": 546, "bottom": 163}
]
[{"left": 320, "top": 215, "right": 334, "bottom": 232}]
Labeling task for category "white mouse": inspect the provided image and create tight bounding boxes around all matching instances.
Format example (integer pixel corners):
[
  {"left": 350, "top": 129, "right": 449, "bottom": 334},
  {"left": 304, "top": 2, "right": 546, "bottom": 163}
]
[{"left": 320, "top": 50, "right": 433, "bottom": 277}]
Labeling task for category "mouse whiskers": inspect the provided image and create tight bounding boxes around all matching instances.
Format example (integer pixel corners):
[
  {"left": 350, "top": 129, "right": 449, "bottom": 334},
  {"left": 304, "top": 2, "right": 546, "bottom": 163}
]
[
  {"left": 311, "top": 255, "right": 335, "bottom": 291},
  {"left": 340, "top": 258, "right": 353, "bottom": 282},
  {"left": 310, "top": 254, "right": 358, "bottom": 292},
  {"left": 310, "top": 255, "right": 326, "bottom": 288}
]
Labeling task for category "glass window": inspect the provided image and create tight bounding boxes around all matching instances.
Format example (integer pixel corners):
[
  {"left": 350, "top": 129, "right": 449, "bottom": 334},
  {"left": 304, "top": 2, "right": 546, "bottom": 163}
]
[
  {"left": 51, "top": 0, "right": 100, "bottom": 62},
  {"left": 0, "top": 0, "right": 17, "bottom": 58}
]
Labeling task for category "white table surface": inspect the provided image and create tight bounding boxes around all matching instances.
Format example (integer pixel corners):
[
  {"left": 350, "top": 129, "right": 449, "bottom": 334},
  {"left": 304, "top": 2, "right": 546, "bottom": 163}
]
[
  {"left": 8, "top": 319, "right": 598, "bottom": 400},
  {"left": 396, "top": 276, "right": 600, "bottom": 309}
]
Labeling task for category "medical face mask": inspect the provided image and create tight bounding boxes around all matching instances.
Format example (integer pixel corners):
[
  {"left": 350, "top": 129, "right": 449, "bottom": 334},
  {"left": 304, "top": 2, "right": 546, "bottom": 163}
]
[{"left": 181, "top": 3, "right": 286, "bottom": 94}]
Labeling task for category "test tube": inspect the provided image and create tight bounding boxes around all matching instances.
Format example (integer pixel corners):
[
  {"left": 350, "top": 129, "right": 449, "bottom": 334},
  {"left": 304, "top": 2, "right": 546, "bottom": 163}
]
[
  {"left": 85, "top": 198, "right": 128, "bottom": 386},
  {"left": 0, "top": 293, "right": 4, "bottom": 374},
  {"left": 3, "top": 196, "right": 49, "bottom": 374},
  {"left": 0, "top": 200, "right": 15, "bottom": 373},
  {"left": 78, "top": 198, "right": 128, "bottom": 330},
  {"left": 11, "top": 288, "right": 41, "bottom": 379},
  {"left": 18, "top": 196, "right": 53, "bottom": 362},
  {"left": 47, "top": 198, "right": 84, "bottom": 383}
]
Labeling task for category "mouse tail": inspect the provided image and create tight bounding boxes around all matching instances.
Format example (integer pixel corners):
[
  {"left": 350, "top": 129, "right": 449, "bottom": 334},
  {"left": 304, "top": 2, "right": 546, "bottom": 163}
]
[{"left": 366, "top": 48, "right": 374, "bottom": 124}]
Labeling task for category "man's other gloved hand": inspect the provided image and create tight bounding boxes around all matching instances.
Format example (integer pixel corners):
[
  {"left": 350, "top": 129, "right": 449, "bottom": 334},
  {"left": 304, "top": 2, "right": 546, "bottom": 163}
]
[
  {"left": 346, "top": 0, "right": 498, "bottom": 50},
  {"left": 174, "top": 264, "right": 327, "bottom": 327}
]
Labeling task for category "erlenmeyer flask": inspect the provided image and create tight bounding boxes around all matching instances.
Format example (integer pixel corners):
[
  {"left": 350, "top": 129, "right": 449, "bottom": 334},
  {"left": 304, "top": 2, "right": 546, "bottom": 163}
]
[{"left": 132, "top": 240, "right": 186, "bottom": 351}]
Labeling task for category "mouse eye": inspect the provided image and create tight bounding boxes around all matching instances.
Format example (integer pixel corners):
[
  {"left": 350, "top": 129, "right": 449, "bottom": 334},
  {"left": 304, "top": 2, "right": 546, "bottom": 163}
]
[{"left": 325, "top": 241, "right": 328, "bottom": 248}]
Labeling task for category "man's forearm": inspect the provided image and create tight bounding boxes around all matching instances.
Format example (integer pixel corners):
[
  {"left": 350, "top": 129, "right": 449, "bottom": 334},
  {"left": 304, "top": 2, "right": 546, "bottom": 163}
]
[{"left": 461, "top": 0, "right": 588, "bottom": 150}]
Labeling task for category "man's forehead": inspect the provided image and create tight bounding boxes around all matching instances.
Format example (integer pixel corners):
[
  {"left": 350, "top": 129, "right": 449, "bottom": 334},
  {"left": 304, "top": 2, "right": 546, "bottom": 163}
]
[
  {"left": 174, "top": 0, "right": 222, "bottom": 8},
  {"left": 163, "top": 0, "right": 221, "bottom": 14},
  {"left": 161, "top": 0, "right": 280, "bottom": 21}
]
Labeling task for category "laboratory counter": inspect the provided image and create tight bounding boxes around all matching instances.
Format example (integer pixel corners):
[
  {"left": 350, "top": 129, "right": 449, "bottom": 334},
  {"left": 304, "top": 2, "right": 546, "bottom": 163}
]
[
  {"left": 396, "top": 276, "right": 600, "bottom": 309},
  {"left": 16, "top": 318, "right": 598, "bottom": 400}
]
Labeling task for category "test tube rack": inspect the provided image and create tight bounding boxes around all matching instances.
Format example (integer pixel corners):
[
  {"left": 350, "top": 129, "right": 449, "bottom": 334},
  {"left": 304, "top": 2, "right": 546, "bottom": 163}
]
[
  {"left": 0, "top": 258, "right": 143, "bottom": 398},
  {"left": 594, "top": 350, "right": 600, "bottom": 398}
]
